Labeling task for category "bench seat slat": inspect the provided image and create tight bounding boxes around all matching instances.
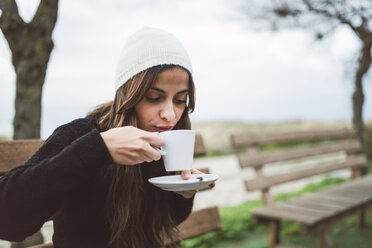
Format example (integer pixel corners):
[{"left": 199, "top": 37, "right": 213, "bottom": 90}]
[
  {"left": 277, "top": 202, "right": 334, "bottom": 216},
  {"left": 288, "top": 194, "right": 356, "bottom": 210},
  {"left": 282, "top": 193, "right": 368, "bottom": 217},
  {"left": 253, "top": 176, "right": 372, "bottom": 227},
  {"left": 238, "top": 140, "right": 361, "bottom": 168},
  {"left": 253, "top": 205, "right": 320, "bottom": 225},
  {"left": 310, "top": 192, "right": 369, "bottom": 206},
  {"left": 285, "top": 198, "right": 346, "bottom": 212},
  {"left": 326, "top": 188, "right": 372, "bottom": 198},
  {"left": 325, "top": 180, "right": 372, "bottom": 192},
  {"left": 245, "top": 155, "right": 367, "bottom": 191},
  {"left": 319, "top": 189, "right": 372, "bottom": 205},
  {"left": 319, "top": 175, "right": 372, "bottom": 195}
]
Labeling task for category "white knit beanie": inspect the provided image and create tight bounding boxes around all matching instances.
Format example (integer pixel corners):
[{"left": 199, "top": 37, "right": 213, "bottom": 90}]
[{"left": 115, "top": 26, "right": 193, "bottom": 91}]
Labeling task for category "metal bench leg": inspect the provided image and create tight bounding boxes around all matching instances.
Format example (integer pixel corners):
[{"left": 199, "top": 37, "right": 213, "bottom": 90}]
[
  {"left": 318, "top": 229, "right": 333, "bottom": 248},
  {"left": 269, "top": 220, "right": 281, "bottom": 248}
]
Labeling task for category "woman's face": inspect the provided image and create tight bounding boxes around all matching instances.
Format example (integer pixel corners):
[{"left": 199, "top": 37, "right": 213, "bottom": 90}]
[{"left": 135, "top": 67, "right": 189, "bottom": 132}]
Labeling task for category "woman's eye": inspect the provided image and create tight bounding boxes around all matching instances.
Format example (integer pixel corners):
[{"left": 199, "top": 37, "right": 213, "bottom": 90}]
[
  {"left": 175, "top": 99, "right": 187, "bottom": 104},
  {"left": 146, "top": 97, "right": 160, "bottom": 102}
]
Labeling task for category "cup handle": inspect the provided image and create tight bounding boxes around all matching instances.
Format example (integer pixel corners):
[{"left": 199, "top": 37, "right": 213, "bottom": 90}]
[{"left": 154, "top": 146, "right": 167, "bottom": 155}]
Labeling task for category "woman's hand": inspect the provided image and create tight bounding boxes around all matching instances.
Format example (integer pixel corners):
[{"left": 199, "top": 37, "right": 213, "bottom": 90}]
[
  {"left": 100, "top": 126, "right": 163, "bottom": 165},
  {"left": 174, "top": 168, "right": 215, "bottom": 199}
]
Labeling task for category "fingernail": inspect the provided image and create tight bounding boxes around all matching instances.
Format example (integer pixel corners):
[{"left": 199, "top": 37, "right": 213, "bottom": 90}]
[{"left": 183, "top": 171, "right": 191, "bottom": 179}]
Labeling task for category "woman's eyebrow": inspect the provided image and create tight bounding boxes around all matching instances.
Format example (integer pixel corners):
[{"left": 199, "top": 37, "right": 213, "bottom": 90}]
[
  {"left": 176, "top": 89, "right": 189, "bottom": 95},
  {"left": 150, "top": 87, "right": 189, "bottom": 95},
  {"left": 150, "top": 87, "right": 165, "bottom": 93}
]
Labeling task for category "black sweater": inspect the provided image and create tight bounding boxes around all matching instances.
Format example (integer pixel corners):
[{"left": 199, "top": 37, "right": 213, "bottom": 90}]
[{"left": 0, "top": 118, "right": 194, "bottom": 247}]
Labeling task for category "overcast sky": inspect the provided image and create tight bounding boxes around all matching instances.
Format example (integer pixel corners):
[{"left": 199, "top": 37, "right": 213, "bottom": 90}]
[{"left": 1, "top": 0, "right": 371, "bottom": 139}]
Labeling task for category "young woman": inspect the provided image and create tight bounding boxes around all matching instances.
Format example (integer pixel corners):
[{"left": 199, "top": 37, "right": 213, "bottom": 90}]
[{"left": 0, "top": 27, "right": 207, "bottom": 248}]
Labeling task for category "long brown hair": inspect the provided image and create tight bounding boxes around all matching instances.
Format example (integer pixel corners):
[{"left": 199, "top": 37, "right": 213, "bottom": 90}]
[{"left": 87, "top": 65, "right": 195, "bottom": 248}]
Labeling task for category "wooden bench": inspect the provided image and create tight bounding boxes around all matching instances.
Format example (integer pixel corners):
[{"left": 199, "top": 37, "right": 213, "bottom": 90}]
[
  {"left": 231, "top": 128, "right": 371, "bottom": 248},
  {"left": 0, "top": 133, "right": 221, "bottom": 248}
]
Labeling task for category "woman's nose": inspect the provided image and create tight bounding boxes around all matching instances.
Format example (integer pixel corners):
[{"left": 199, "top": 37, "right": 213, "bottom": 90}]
[{"left": 160, "top": 102, "right": 176, "bottom": 121}]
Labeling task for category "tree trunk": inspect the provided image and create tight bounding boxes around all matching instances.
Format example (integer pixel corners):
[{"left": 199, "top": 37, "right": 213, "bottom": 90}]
[
  {"left": 0, "top": 1, "right": 58, "bottom": 247},
  {"left": 13, "top": 51, "right": 48, "bottom": 139},
  {"left": 352, "top": 42, "right": 371, "bottom": 164}
]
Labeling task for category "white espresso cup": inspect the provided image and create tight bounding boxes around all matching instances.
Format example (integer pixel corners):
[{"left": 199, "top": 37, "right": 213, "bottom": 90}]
[{"left": 157, "top": 130, "right": 195, "bottom": 172}]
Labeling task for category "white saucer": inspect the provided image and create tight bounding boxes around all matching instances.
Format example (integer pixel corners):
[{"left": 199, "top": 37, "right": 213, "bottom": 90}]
[{"left": 148, "top": 174, "right": 219, "bottom": 191}]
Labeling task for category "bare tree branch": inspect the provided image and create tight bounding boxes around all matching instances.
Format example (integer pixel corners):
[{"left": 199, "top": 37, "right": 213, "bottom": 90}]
[
  {"left": 0, "top": 0, "right": 19, "bottom": 15},
  {"left": 0, "top": 0, "right": 24, "bottom": 28},
  {"left": 0, "top": 0, "right": 25, "bottom": 53},
  {"left": 31, "top": 0, "right": 58, "bottom": 35}
]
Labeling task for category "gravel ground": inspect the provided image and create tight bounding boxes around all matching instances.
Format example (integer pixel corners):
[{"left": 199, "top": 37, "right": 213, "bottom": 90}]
[{"left": 0, "top": 153, "right": 350, "bottom": 247}]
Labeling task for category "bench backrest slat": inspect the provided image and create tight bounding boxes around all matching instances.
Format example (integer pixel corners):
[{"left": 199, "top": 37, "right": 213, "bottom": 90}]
[
  {"left": 238, "top": 139, "right": 362, "bottom": 168},
  {"left": 0, "top": 140, "right": 44, "bottom": 175},
  {"left": 231, "top": 128, "right": 356, "bottom": 148},
  {"left": 245, "top": 154, "right": 367, "bottom": 191},
  {"left": 163, "top": 206, "right": 221, "bottom": 245}
]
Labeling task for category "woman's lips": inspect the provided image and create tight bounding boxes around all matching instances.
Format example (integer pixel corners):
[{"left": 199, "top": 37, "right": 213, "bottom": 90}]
[{"left": 155, "top": 126, "right": 173, "bottom": 132}]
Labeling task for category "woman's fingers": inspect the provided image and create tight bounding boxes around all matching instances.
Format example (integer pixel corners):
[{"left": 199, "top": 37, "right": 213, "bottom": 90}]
[
  {"left": 181, "top": 168, "right": 203, "bottom": 179},
  {"left": 181, "top": 170, "right": 191, "bottom": 180},
  {"left": 143, "top": 132, "right": 164, "bottom": 148},
  {"left": 142, "top": 132, "right": 165, "bottom": 160},
  {"left": 141, "top": 142, "right": 161, "bottom": 161},
  {"left": 176, "top": 168, "right": 217, "bottom": 198},
  {"left": 100, "top": 127, "right": 164, "bottom": 165}
]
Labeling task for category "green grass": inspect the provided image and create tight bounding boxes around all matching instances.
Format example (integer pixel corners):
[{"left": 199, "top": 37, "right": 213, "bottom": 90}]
[{"left": 181, "top": 173, "right": 372, "bottom": 248}]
